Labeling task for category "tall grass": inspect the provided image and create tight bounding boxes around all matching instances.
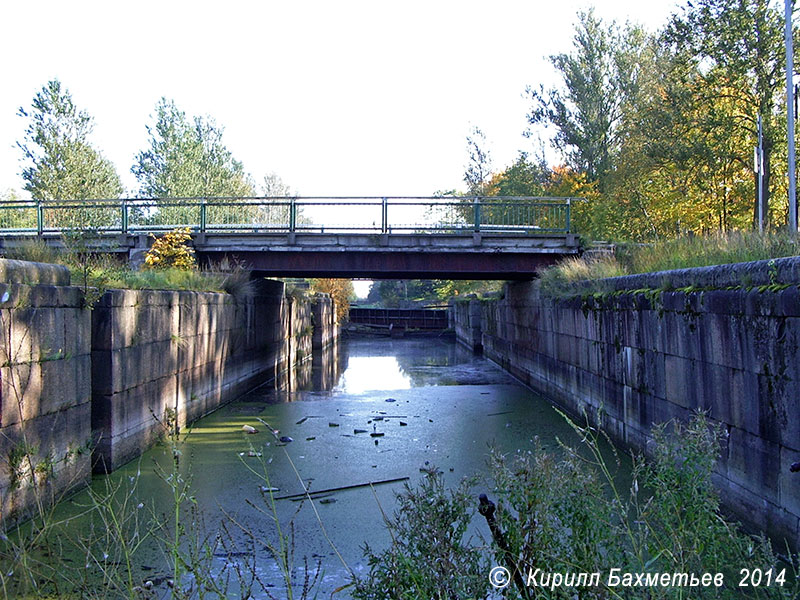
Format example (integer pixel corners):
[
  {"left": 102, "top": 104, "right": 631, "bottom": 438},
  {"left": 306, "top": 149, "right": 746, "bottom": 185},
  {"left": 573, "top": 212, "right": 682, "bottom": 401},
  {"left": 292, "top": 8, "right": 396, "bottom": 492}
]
[
  {"left": 617, "top": 230, "right": 800, "bottom": 274},
  {"left": 2, "top": 238, "right": 254, "bottom": 298},
  {"left": 540, "top": 230, "right": 800, "bottom": 294}
]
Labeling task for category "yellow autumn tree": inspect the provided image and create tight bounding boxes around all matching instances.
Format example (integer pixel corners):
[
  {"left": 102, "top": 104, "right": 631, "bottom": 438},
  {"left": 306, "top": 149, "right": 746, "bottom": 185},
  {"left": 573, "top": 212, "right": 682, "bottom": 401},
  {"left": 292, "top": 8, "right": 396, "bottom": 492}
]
[{"left": 309, "top": 278, "right": 354, "bottom": 323}]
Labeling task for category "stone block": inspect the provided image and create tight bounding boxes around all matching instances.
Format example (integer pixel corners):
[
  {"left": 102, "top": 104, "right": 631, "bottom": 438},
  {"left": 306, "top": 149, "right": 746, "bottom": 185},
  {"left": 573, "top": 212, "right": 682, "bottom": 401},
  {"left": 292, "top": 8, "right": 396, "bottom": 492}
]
[
  {"left": 64, "top": 307, "right": 91, "bottom": 357},
  {"left": 664, "top": 354, "right": 698, "bottom": 409},
  {"left": 757, "top": 371, "right": 795, "bottom": 448},
  {"left": 0, "top": 259, "right": 70, "bottom": 286},
  {"left": 777, "top": 286, "right": 800, "bottom": 317},
  {"left": 726, "top": 426, "right": 781, "bottom": 506},
  {"left": 0, "top": 362, "right": 43, "bottom": 426},
  {"left": 701, "top": 289, "right": 742, "bottom": 315}
]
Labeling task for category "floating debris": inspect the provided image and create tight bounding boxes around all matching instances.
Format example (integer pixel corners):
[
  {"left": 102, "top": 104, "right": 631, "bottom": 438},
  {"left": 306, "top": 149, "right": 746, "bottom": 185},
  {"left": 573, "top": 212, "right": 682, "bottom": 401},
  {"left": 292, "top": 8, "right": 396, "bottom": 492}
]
[
  {"left": 296, "top": 417, "right": 308, "bottom": 425},
  {"left": 354, "top": 429, "right": 368, "bottom": 434},
  {"left": 273, "top": 476, "right": 410, "bottom": 500},
  {"left": 370, "top": 432, "right": 385, "bottom": 438},
  {"left": 319, "top": 498, "right": 337, "bottom": 504},
  {"left": 487, "top": 411, "right": 514, "bottom": 417},
  {"left": 279, "top": 436, "right": 294, "bottom": 443},
  {"left": 329, "top": 422, "right": 340, "bottom": 427},
  {"left": 399, "top": 421, "right": 408, "bottom": 426},
  {"left": 241, "top": 425, "right": 258, "bottom": 434},
  {"left": 259, "top": 486, "right": 280, "bottom": 493},
  {"left": 238, "top": 451, "right": 263, "bottom": 457},
  {"left": 306, "top": 436, "right": 316, "bottom": 441},
  {"left": 385, "top": 398, "right": 397, "bottom": 403}
]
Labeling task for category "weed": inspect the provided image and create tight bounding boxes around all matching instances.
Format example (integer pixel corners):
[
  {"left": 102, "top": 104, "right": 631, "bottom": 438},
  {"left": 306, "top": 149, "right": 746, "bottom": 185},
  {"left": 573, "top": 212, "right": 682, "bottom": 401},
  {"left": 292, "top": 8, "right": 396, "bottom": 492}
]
[{"left": 354, "top": 412, "right": 799, "bottom": 599}]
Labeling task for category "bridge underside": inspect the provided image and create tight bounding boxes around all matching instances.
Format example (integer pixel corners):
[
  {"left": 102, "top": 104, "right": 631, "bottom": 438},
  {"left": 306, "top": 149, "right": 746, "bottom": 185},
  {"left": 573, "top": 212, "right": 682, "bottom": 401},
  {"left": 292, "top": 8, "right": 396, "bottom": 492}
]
[
  {"left": 196, "top": 232, "right": 580, "bottom": 280},
  {"left": 203, "top": 250, "right": 562, "bottom": 279}
]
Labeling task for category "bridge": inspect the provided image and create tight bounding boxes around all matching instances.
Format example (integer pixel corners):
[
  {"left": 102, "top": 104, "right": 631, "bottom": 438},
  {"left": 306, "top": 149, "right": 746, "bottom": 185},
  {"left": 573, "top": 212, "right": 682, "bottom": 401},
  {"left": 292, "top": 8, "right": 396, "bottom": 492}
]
[{"left": 0, "top": 196, "right": 580, "bottom": 279}]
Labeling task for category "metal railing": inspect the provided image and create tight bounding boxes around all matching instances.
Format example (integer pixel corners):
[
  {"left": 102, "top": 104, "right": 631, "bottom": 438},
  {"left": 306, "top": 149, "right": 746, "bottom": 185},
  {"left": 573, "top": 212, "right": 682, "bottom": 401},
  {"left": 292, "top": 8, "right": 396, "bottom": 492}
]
[{"left": 0, "top": 196, "right": 574, "bottom": 235}]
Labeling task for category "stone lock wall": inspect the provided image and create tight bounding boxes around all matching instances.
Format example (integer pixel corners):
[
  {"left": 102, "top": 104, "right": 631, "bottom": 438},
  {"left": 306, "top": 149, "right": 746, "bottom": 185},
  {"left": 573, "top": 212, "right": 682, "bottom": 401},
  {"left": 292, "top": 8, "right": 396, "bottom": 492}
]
[
  {"left": 0, "top": 261, "right": 92, "bottom": 528},
  {"left": 455, "top": 257, "right": 800, "bottom": 550},
  {"left": 90, "top": 281, "right": 335, "bottom": 474},
  {"left": 1, "top": 261, "right": 338, "bottom": 528}
]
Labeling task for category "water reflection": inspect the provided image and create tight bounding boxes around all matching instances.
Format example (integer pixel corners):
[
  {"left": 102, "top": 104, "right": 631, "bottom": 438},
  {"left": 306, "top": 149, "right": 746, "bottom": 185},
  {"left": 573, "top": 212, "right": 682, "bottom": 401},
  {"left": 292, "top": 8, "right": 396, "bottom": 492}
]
[
  {"left": 333, "top": 356, "right": 412, "bottom": 393},
  {"left": 256, "top": 335, "right": 512, "bottom": 402}
]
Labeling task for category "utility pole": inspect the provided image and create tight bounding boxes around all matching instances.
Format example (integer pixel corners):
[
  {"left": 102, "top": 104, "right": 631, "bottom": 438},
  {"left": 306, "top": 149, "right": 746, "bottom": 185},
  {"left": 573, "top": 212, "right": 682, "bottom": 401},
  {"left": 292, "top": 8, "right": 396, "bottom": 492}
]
[
  {"left": 756, "top": 115, "right": 764, "bottom": 233},
  {"left": 787, "top": 0, "right": 797, "bottom": 233}
]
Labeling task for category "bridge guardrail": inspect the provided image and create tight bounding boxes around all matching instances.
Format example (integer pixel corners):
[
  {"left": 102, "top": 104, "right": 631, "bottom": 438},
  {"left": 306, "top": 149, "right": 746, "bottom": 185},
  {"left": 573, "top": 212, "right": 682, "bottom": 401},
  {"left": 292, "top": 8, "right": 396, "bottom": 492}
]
[{"left": 0, "top": 196, "right": 574, "bottom": 235}]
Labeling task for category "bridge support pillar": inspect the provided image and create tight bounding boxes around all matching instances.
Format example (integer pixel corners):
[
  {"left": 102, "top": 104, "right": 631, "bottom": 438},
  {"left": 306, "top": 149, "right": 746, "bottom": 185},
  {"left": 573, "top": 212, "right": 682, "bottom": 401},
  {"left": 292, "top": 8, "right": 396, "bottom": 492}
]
[{"left": 128, "top": 234, "right": 150, "bottom": 270}]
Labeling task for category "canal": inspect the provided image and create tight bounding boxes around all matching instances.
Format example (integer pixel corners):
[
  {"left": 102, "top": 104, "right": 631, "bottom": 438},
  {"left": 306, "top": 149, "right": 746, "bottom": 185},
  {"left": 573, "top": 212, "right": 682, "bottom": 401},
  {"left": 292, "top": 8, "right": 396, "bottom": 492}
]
[{"left": 5, "top": 335, "right": 593, "bottom": 598}]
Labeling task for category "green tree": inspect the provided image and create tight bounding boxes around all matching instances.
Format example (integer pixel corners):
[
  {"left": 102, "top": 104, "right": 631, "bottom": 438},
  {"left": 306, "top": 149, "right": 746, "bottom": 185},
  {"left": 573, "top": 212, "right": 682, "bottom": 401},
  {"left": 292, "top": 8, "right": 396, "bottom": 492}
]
[
  {"left": 528, "top": 11, "right": 638, "bottom": 187},
  {"left": 132, "top": 98, "right": 255, "bottom": 226},
  {"left": 463, "top": 126, "right": 493, "bottom": 195},
  {"left": 17, "top": 80, "right": 123, "bottom": 228},
  {"left": 665, "top": 0, "right": 788, "bottom": 228}
]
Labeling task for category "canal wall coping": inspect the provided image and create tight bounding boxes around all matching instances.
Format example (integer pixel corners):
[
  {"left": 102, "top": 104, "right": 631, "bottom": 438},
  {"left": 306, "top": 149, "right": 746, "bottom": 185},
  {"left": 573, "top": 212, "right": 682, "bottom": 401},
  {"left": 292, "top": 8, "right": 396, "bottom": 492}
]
[
  {"left": 454, "top": 257, "right": 800, "bottom": 551},
  {"left": 572, "top": 254, "right": 800, "bottom": 292}
]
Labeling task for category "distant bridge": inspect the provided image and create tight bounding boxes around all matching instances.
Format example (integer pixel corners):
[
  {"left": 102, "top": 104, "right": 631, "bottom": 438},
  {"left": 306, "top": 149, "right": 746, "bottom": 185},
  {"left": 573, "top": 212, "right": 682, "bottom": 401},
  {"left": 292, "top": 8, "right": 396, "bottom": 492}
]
[
  {"left": 0, "top": 196, "right": 581, "bottom": 279},
  {"left": 349, "top": 307, "right": 449, "bottom": 330}
]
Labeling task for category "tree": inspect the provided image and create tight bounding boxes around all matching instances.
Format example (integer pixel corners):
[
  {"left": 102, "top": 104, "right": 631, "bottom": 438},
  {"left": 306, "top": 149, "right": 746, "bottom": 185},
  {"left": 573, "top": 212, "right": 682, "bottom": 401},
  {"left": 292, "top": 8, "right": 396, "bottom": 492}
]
[
  {"left": 463, "top": 126, "right": 493, "bottom": 195},
  {"left": 259, "top": 172, "right": 299, "bottom": 228},
  {"left": 486, "top": 151, "right": 549, "bottom": 197},
  {"left": 665, "top": 0, "right": 788, "bottom": 229},
  {"left": 17, "top": 80, "right": 123, "bottom": 228},
  {"left": 528, "top": 11, "right": 637, "bottom": 188},
  {"left": 309, "top": 279, "right": 355, "bottom": 323},
  {"left": 132, "top": 98, "right": 255, "bottom": 226}
]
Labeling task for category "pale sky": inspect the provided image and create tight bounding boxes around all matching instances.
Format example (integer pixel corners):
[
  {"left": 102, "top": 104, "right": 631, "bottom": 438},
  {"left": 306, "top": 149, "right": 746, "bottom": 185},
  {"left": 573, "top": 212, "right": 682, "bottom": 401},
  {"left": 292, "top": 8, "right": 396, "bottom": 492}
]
[{"left": 1, "top": 0, "right": 678, "bottom": 199}]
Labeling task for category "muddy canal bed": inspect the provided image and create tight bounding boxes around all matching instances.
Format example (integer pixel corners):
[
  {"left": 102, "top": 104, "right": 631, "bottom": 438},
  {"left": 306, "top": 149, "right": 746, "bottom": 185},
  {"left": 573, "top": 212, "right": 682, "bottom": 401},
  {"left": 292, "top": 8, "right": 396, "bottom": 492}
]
[{"left": 21, "top": 337, "right": 588, "bottom": 597}]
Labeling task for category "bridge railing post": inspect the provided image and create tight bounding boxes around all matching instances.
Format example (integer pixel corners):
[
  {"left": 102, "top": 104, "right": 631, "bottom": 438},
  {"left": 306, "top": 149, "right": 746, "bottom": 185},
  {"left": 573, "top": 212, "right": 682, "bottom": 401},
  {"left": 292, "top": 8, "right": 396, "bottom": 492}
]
[
  {"left": 121, "top": 199, "right": 128, "bottom": 234},
  {"left": 474, "top": 197, "right": 481, "bottom": 232},
  {"left": 290, "top": 197, "right": 296, "bottom": 232},
  {"left": 382, "top": 197, "right": 388, "bottom": 233},
  {"left": 565, "top": 198, "right": 571, "bottom": 232},
  {"left": 200, "top": 198, "right": 207, "bottom": 232},
  {"left": 37, "top": 200, "right": 43, "bottom": 236}
]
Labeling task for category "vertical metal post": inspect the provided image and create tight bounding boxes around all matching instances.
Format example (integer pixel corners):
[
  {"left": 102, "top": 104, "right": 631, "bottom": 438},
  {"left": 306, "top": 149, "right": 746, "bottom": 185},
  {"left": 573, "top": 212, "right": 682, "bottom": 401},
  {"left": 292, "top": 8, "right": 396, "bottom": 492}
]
[
  {"left": 290, "top": 197, "right": 296, "bottom": 232},
  {"left": 121, "top": 199, "right": 128, "bottom": 234},
  {"left": 36, "top": 200, "right": 43, "bottom": 235},
  {"left": 381, "top": 197, "right": 388, "bottom": 233},
  {"left": 200, "top": 198, "right": 207, "bottom": 233},
  {"left": 473, "top": 197, "right": 481, "bottom": 232},
  {"left": 565, "top": 198, "right": 571, "bottom": 233},
  {"left": 786, "top": 0, "right": 797, "bottom": 232},
  {"left": 757, "top": 115, "right": 764, "bottom": 233}
]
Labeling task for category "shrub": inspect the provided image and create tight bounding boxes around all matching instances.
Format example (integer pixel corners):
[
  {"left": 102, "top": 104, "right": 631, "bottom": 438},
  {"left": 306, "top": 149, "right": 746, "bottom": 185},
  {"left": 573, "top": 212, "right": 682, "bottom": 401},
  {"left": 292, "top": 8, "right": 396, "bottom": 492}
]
[
  {"left": 353, "top": 473, "right": 488, "bottom": 600},
  {"left": 144, "top": 227, "right": 196, "bottom": 270}
]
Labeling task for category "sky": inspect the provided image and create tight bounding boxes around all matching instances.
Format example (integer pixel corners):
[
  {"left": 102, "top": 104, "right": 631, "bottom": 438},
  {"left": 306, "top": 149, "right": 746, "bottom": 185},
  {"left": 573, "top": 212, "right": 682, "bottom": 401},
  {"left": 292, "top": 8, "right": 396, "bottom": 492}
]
[{"left": 0, "top": 0, "right": 679, "bottom": 200}]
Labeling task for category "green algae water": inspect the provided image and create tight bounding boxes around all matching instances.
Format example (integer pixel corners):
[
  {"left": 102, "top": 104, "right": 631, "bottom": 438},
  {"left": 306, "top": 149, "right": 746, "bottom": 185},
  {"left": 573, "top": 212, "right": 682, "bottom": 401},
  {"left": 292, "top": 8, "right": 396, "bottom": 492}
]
[{"left": 1, "top": 336, "right": 594, "bottom": 598}]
